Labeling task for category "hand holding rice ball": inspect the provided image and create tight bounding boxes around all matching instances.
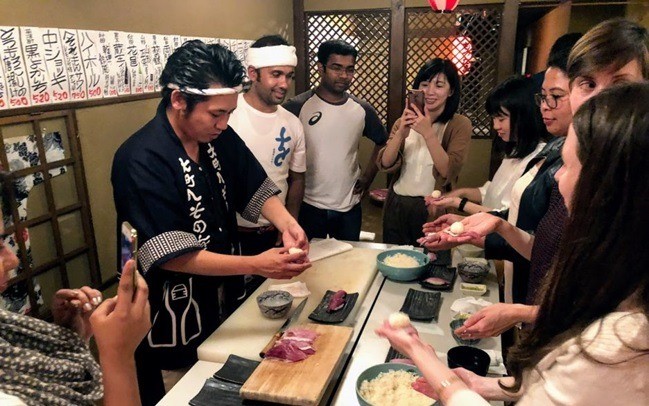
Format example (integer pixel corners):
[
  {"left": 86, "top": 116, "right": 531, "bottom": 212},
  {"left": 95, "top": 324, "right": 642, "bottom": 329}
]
[{"left": 449, "top": 222, "right": 464, "bottom": 235}]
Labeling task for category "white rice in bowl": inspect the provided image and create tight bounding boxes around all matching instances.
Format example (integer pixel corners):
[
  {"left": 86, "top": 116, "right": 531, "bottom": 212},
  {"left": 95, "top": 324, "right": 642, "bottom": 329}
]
[
  {"left": 359, "top": 369, "right": 433, "bottom": 406},
  {"left": 383, "top": 253, "right": 420, "bottom": 268}
]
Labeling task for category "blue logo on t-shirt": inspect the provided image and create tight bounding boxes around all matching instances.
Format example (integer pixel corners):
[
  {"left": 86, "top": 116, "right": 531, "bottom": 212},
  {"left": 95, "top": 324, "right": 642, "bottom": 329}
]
[
  {"left": 308, "top": 111, "right": 322, "bottom": 126},
  {"left": 274, "top": 127, "right": 291, "bottom": 167}
]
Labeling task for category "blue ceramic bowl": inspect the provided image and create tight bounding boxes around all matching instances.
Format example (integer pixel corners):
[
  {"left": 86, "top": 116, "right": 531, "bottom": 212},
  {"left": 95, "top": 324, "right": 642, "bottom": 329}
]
[
  {"left": 355, "top": 363, "right": 424, "bottom": 406},
  {"left": 376, "top": 249, "right": 430, "bottom": 282},
  {"left": 450, "top": 318, "right": 481, "bottom": 346}
]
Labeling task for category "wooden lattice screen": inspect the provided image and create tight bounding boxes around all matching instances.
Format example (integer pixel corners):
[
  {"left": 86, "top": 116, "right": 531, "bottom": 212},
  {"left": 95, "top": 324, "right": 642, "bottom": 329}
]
[
  {"left": 405, "top": 6, "right": 502, "bottom": 137},
  {"left": 305, "top": 10, "right": 391, "bottom": 127}
]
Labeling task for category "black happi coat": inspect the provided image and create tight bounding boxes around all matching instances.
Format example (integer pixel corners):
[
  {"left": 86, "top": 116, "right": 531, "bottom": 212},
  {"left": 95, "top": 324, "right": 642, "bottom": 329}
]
[{"left": 112, "top": 103, "right": 279, "bottom": 369}]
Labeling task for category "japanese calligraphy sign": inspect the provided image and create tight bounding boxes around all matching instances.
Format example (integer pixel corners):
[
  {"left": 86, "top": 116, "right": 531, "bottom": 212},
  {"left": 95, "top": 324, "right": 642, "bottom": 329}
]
[
  {"left": 110, "top": 31, "right": 131, "bottom": 96},
  {"left": 19, "top": 27, "right": 54, "bottom": 106},
  {"left": 39, "top": 27, "right": 70, "bottom": 104},
  {"left": 0, "top": 26, "right": 32, "bottom": 108},
  {"left": 59, "top": 28, "right": 87, "bottom": 101},
  {"left": 78, "top": 30, "right": 105, "bottom": 100}
]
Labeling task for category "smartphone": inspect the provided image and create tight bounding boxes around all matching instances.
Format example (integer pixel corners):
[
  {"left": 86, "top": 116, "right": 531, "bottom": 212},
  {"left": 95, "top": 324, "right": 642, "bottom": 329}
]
[
  {"left": 407, "top": 89, "right": 425, "bottom": 113},
  {"left": 121, "top": 221, "right": 138, "bottom": 290}
]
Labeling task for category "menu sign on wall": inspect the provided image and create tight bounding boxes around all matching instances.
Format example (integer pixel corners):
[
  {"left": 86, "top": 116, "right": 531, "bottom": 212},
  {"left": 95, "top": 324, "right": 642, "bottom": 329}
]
[
  {"left": 40, "top": 27, "right": 71, "bottom": 104},
  {"left": 20, "top": 27, "right": 54, "bottom": 106},
  {"left": 0, "top": 26, "right": 32, "bottom": 108},
  {"left": 60, "top": 28, "right": 88, "bottom": 101},
  {"left": 0, "top": 26, "right": 253, "bottom": 110}
]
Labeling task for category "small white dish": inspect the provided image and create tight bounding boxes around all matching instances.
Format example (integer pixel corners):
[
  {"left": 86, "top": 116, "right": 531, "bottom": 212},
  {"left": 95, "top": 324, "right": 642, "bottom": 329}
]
[{"left": 460, "top": 282, "right": 487, "bottom": 296}]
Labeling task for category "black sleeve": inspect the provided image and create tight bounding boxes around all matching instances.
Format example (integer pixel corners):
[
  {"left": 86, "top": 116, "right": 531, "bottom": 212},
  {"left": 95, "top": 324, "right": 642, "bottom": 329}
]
[
  {"left": 221, "top": 131, "right": 281, "bottom": 223},
  {"left": 282, "top": 90, "right": 312, "bottom": 118},
  {"left": 484, "top": 232, "right": 529, "bottom": 264},
  {"left": 353, "top": 96, "right": 387, "bottom": 145}
]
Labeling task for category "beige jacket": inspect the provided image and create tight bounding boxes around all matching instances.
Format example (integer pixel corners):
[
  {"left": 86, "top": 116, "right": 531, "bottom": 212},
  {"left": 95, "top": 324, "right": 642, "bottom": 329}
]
[{"left": 376, "top": 114, "right": 472, "bottom": 192}]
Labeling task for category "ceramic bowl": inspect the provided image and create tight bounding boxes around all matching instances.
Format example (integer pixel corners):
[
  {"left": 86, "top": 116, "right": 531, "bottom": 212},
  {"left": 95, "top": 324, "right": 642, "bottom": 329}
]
[
  {"left": 355, "top": 363, "right": 423, "bottom": 406},
  {"left": 256, "top": 290, "right": 293, "bottom": 319},
  {"left": 456, "top": 244, "right": 485, "bottom": 259},
  {"left": 376, "top": 249, "right": 430, "bottom": 282},
  {"left": 450, "top": 318, "right": 481, "bottom": 346},
  {"left": 457, "top": 258, "right": 490, "bottom": 284},
  {"left": 447, "top": 346, "right": 490, "bottom": 377}
]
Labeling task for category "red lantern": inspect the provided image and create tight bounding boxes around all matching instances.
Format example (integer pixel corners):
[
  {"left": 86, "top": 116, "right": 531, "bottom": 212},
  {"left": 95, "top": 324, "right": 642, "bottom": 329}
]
[{"left": 427, "top": 0, "right": 460, "bottom": 12}]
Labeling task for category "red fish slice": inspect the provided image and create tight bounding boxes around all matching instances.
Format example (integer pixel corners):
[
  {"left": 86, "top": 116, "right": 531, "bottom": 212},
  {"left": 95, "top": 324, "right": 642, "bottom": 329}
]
[{"left": 327, "top": 290, "right": 347, "bottom": 313}]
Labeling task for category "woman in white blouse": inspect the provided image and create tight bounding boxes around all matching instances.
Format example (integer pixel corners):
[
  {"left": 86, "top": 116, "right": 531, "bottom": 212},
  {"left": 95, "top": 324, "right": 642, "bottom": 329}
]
[
  {"left": 377, "top": 83, "right": 649, "bottom": 405},
  {"left": 427, "top": 76, "right": 547, "bottom": 215}
]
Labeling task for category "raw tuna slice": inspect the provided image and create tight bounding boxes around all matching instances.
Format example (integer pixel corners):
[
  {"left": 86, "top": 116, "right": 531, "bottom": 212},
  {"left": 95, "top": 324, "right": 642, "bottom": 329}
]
[
  {"left": 423, "top": 277, "right": 448, "bottom": 286},
  {"left": 283, "top": 328, "right": 318, "bottom": 342},
  {"left": 265, "top": 341, "right": 310, "bottom": 362},
  {"left": 327, "top": 290, "right": 347, "bottom": 313}
]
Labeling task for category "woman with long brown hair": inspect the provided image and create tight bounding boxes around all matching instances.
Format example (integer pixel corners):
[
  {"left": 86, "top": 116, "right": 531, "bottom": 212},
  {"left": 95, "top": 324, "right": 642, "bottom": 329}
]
[{"left": 376, "top": 83, "right": 649, "bottom": 405}]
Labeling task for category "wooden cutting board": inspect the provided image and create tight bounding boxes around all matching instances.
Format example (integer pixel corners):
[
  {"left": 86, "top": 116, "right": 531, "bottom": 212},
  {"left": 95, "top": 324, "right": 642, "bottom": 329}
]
[{"left": 240, "top": 323, "right": 353, "bottom": 406}]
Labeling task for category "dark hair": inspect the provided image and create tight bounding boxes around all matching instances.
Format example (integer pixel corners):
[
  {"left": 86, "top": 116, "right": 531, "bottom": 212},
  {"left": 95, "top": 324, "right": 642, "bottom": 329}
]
[
  {"left": 506, "top": 83, "right": 649, "bottom": 392},
  {"left": 412, "top": 58, "right": 461, "bottom": 123},
  {"left": 547, "top": 33, "right": 582, "bottom": 72},
  {"left": 485, "top": 76, "right": 547, "bottom": 159},
  {"left": 159, "top": 40, "right": 245, "bottom": 112},
  {"left": 317, "top": 39, "right": 358, "bottom": 65},
  {"left": 568, "top": 18, "right": 649, "bottom": 83},
  {"left": 251, "top": 34, "right": 289, "bottom": 48}
]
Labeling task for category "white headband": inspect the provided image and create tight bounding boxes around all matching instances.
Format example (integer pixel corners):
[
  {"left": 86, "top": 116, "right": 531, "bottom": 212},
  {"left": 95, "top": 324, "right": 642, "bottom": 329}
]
[
  {"left": 246, "top": 45, "right": 298, "bottom": 68},
  {"left": 167, "top": 83, "right": 243, "bottom": 96}
]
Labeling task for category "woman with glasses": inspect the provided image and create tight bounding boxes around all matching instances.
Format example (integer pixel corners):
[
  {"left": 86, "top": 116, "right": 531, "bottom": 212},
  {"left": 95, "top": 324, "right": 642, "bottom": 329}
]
[
  {"left": 378, "top": 58, "right": 472, "bottom": 245},
  {"left": 426, "top": 76, "right": 547, "bottom": 215},
  {"left": 425, "top": 19, "right": 648, "bottom": 339}
]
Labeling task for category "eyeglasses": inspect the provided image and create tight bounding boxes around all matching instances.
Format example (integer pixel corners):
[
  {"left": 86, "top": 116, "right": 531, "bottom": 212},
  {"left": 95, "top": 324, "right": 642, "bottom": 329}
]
[
  {"left": 325, "top": 64, "right": 355, "bottom": 76},
  {"left": 534, "top": 93, "right": 567, "bottom": 109}
]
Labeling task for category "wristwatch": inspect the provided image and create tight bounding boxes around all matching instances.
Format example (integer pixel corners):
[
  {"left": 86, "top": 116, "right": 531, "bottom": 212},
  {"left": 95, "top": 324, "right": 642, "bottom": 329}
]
[{"left": 458, "top": 197, "right": 469, "bottom": 212}]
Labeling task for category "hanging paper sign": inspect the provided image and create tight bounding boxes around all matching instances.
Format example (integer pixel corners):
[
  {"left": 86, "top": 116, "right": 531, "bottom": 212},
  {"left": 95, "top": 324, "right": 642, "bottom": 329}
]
[
  {"left": 19, "top": 27, "right": 53, "bottom": 106},
  {"left": 96, "top": 31, "right": 116, "bottom": 98},
  {"left": 0, "top": 26, "right": 32, "bottom": 108},
  {"left": 428, "top": 0, "right": 460, "bottom": 12},
  {"left": 151, "top": 34, "right": 165, "bottom": 91},
  {"left": 39, "top": 27, "right": 70, "bottom": 104},
  {"left": 0, "top": 55, "right": 8, "bottom": 109},
  {"left": 78, "top": 30, "right": 104, "bottom": 99},
  {"left": 59, "top": 28, "right": 88, "bottom": 101},
  {"left": 109, "top": 31, "right": 130, "bottom": 95},
  {"left": 137, "top": 33, "right": 155, "bottom": 93},
  {"left": 172, "top": 35, "right": 182, "bottom": 50},
  {"left": 125, "top": 33, "right": 143, "bottom": 94}
]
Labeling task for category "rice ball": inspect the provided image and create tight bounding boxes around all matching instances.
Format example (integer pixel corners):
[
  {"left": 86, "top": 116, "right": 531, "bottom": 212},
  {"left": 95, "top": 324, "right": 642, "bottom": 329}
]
[
  {"left": 389, "top": 312, "right": 411, "bottom": 329},
  {"left": 288, "top": 247, "right": 304, "bottom": 255},
  {"left": 431, "top": 190, "right": 442, "bottom": 199},
  {"left": 450, "top": 222, "right": 464, "bottom": 235}
]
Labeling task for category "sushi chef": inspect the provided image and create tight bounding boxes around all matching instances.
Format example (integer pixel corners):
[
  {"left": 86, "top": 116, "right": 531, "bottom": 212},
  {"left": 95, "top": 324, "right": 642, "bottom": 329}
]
[{"left": 112, "top": 40, "right": 311, "bottom": 405}]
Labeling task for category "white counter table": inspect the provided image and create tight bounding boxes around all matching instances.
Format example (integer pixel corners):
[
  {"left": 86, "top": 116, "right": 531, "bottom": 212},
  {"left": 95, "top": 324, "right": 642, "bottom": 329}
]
[{"left": 159, "top": 242, "right": 502, "bottom": 405}]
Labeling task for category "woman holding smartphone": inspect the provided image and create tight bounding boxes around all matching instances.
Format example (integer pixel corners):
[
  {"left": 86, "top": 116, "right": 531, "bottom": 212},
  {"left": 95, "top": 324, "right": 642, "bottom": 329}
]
[{"left": 378, "top": 58, "right": 472, "bottom": 245}]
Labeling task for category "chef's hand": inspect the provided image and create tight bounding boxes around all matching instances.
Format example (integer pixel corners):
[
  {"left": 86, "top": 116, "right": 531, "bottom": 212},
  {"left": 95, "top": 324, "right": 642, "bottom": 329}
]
[
  {"left": 255, "top": 248, "right": 311, "bottom": 279},
  {"left": 282, "top": 222, "right": 309, "bottom": 253},
  {"left": 375, "top": 320, "right": 426, "bottom": 359},
  {"left": 90, "top": 260, "right": 151, "bottom": 358},
  {"left": 52, "top": 286, "right": 103, "bottom": 342}
]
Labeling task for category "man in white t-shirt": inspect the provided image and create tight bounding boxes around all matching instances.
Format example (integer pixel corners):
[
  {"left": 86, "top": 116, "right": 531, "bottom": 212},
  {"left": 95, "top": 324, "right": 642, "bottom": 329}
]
[
  {"left": 284, "top": 39, "right": 387, "bottom": 241},
  {"left": 228, "top": 35, "right": 306, "bottom": 263}
]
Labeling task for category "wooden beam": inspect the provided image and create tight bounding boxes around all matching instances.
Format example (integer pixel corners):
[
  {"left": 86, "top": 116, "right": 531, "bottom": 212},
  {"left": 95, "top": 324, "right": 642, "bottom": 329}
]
[
  {"left": 497, "top": 0, "right": 520, "bottom": 83},
  {"left": 387, "top": 0, "right": 406, "bottom": 131},
  {"left": 293, "top": 0, "right": 307, "bottom": 94}
]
